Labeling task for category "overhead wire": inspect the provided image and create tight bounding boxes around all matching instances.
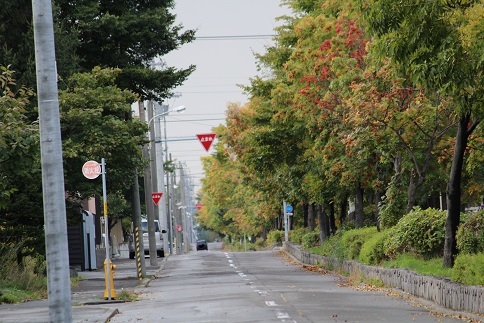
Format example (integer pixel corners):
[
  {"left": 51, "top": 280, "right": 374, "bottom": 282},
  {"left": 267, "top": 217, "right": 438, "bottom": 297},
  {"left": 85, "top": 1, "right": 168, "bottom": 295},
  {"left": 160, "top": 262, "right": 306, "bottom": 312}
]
[{"left": 195, "top": 34, "right": 276, "bottom": 41}]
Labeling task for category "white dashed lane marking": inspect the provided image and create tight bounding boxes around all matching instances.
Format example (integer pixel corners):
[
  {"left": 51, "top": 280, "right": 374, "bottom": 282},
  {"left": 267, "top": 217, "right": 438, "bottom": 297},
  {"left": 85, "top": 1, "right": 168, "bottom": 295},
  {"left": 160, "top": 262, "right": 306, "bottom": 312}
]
[
  {"left": 226, "top": 253, "right": 296, "bottom": 322},
  {"left": 265, "top": 301, "right": 279, "bottom": 307}
]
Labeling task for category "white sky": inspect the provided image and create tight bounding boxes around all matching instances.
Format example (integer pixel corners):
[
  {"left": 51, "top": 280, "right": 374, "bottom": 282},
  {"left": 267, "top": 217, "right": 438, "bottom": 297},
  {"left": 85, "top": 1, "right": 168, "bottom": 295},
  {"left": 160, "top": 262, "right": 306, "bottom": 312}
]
[{"left": 160, "top": 0, "right": 290, "bottom": 193}]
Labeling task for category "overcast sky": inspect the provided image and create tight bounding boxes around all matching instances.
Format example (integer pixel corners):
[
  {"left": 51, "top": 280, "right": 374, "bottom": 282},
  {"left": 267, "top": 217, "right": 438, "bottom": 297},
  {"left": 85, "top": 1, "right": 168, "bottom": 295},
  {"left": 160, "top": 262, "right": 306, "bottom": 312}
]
[{"left": 160, "top": 0, "right": 290, "bottom": 193}]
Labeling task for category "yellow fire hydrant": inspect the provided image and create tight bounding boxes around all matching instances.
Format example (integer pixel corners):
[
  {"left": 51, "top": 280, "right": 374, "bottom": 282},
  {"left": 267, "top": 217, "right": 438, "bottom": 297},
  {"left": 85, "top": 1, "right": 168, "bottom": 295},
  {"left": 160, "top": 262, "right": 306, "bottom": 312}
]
[{"left": 103, "top": 259, "right": 117, "bottom": 299}]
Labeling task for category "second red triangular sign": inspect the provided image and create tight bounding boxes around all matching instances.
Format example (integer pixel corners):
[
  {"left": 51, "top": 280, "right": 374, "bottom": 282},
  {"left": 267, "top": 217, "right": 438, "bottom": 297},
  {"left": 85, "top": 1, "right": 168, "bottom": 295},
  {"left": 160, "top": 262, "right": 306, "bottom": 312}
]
[
  {"left": 196, "top": 133, "right": 216, "bottom": 152},
  {"left": 151, "top": 192, "right": 163, "bottom": 206}
]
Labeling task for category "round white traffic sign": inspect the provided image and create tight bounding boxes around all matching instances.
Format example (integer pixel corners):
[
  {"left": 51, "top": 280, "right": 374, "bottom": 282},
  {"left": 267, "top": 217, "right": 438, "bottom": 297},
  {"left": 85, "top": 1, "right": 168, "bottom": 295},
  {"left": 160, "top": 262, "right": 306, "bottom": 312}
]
[{"left": 82, "top": 160, "right": 101, "bottom": 179}]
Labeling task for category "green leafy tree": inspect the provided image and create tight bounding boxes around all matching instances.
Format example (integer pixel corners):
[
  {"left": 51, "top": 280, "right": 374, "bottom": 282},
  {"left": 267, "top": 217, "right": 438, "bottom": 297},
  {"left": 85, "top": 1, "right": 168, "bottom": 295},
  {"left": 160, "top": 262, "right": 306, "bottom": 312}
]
[
  {"left": 0, "top": 0, "right": 80, "bottom": 89},
  {"left": 59, "top": 67, "right": 146, "bottom": 205},
  {"left": 363, "top": 0, "right": 483, "bottom": 266},
  {"left": 0, "top": 67, "right": 44, "bottom": 255},
  {"left": 55, "top": 0, "right": 196, "bottom": 100}
]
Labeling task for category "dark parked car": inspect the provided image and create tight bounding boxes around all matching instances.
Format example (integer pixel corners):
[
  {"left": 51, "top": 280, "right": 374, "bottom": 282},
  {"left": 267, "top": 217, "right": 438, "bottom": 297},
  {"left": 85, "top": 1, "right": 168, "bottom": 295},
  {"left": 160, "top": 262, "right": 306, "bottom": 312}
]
[{"left": 196, "top": 240, "right": 208, "bottom": 251}]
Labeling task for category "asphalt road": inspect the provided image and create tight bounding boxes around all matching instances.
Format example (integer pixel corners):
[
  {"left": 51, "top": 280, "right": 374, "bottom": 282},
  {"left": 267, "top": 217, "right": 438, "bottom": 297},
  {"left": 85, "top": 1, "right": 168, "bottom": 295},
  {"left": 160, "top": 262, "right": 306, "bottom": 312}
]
[{"left": 109, "top": 242, "right": 464, "bottom": 322}]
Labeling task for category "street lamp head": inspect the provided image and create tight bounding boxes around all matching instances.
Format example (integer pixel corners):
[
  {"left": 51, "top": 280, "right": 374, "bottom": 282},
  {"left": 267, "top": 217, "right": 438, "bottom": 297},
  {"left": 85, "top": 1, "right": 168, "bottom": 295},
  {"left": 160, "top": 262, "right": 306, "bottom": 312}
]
[{"left": 172, "top": 105, "right": 186, "bottom": 113}]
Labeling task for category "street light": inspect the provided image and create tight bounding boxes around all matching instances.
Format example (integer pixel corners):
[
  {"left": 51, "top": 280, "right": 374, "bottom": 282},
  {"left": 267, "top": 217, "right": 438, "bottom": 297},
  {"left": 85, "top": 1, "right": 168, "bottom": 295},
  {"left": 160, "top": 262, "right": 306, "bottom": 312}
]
[{"left": 147, "top": 105, "right": 186, "bottom": 128}]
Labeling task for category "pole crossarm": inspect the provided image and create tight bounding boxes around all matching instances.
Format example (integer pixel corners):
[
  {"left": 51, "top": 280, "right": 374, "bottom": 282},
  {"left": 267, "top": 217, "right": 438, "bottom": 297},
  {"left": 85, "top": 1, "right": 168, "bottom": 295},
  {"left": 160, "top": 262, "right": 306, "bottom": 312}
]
[{"left": 156, "top": 137, "right": 199, "bottom": 143}]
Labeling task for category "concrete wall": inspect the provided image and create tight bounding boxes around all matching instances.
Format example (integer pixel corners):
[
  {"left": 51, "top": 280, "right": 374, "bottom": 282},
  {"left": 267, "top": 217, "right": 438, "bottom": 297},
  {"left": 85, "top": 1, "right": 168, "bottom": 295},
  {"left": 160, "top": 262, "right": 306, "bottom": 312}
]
[{"left": 283, "top": 242, "right": 483, "bottom": 315}]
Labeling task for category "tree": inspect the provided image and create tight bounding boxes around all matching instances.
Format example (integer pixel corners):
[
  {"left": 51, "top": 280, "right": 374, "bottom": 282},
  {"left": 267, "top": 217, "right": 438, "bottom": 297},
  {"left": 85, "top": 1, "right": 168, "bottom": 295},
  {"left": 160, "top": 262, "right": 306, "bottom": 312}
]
[
  {"left": 59, "top": 67, "right": 147, "bottom": 208},
  {"left": 0, "top": 0, "right": 80, "bottom": 89},
  {"left": 54, "top": 0, "right": 196, "bottom": 100},
  {"left": 0, "top": 67, "right": 44, "bottom": 255},
  {"left": 347, "top": 60, "right": 455, "bottom": 224},
  {"left": 363, "top": 0, "right": 483, "bottom": 266}
]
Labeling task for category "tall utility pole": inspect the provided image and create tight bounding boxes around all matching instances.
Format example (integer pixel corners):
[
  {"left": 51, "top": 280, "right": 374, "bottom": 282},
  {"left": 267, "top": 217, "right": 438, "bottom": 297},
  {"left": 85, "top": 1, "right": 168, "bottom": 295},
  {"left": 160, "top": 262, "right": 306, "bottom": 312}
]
[
  {"left": 147, "top": 100, "right": 159, "bottom": 266},
  {"left": 32, "top": 1, "right": 72, "bottom": 321},
  {"left": 155, "top": 103, "right": 169, "bottom": 253},
  {"left": 172, "top": 166, "right": 183, "bottom": 255},
  {"left": 139, "top": 101, "right": 157, "bottom": 266},
  {"left": 179, "top": 163, "right": 190, "bottom": 254}
]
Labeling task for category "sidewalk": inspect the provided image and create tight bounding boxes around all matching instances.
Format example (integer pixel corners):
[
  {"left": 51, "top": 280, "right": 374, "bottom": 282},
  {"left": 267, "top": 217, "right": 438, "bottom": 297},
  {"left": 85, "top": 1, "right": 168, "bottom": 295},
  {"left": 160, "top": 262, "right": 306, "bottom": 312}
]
[{"left": 0, "top": 257, "right": 165, "bottom": 323}]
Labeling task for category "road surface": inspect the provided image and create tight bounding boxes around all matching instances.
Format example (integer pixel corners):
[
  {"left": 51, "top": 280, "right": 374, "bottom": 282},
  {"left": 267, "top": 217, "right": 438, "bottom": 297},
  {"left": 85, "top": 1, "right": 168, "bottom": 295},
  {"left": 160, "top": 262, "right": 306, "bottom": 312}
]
[{"left": 109, "top": 242, "right": 463, "bottom": 322}]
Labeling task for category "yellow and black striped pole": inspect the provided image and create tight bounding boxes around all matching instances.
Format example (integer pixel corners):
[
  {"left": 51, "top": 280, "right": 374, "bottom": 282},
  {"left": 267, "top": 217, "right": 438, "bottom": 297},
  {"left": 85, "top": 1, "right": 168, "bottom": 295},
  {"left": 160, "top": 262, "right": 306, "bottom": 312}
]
[{"left": 134, "top": 226, "right": 143, "bottom": 280}]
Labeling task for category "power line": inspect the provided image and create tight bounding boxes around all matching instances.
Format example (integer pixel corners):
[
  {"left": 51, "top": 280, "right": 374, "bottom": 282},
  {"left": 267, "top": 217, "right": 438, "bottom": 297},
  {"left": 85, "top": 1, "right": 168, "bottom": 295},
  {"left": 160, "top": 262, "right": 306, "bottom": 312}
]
[
  {"left": 165, "top": 118, "right": 225, "bottom": 122},
  {"left": 196, "top": 34, "right": 276, "bottom": 41}
]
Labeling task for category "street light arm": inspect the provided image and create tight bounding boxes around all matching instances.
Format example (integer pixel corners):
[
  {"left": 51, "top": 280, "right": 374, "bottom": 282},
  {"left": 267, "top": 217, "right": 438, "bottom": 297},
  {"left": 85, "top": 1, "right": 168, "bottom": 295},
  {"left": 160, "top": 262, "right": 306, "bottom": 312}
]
[{"left": 147, "top": 105, "right": 186, "bottom": 127}]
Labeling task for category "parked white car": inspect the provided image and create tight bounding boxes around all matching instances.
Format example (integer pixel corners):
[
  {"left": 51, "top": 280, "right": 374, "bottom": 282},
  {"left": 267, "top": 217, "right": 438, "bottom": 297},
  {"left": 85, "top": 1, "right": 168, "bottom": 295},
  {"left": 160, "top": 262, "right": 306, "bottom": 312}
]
[{"left": 129, "top": 219, "right": 165, "bottom": 259}]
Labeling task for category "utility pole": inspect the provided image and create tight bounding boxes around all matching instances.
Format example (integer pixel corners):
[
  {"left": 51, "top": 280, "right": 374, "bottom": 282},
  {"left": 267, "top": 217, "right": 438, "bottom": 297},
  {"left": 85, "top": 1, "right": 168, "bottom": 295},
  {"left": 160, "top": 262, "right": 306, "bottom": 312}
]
[
  {"left": 32, "top": 0, "right": 72, "bottom": 321},
  {"left": 148, "top": 100, "right": 159, "bottom": 265},
  {"left": 179, "top": 163, "right": 187, "bottom": 254},
  {"left": 155, "top": 103, "right": 168, "bottom": 253},
  {"left": 139, "top": 101, "right": 157, "bottom": 266},
  {"left": 172, "top": 166, "right": 183, "bottom": 255}
]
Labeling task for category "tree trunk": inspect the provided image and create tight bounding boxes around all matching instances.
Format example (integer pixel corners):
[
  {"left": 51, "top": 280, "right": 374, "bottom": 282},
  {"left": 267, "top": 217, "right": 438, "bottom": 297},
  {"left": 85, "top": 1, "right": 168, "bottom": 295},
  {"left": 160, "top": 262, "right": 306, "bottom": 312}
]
[
  {"left": 406, "top": 169, "right": 418, "bottom": 213},
  {"left": 375, "top": 191, "right": 383, "bottom": 231},
  {"left": 303, "top": 203, "right": 309, "bottom": 228},
  {"left": 355, "top": 186, "right": 365, "bottom": 228},
  {"left": 443, "top": 114, "right": 474, "bottom": 267},
  {"left": 317, "top": 205, "right": 329, "bottom": 243},
  {"left": 339, "top": 195, "right": 348, "bottom": 226},
  {"left": 328, "top": 202, "right": 336, "bottom": 234},
  {"left": 308, "top": 203, "right": 315, "bottom": 231}
]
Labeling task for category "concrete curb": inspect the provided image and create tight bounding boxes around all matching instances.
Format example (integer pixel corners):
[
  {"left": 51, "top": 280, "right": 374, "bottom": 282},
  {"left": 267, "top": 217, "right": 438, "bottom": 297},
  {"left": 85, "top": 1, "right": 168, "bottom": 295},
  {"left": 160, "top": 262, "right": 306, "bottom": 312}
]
[{"left": 281, "top": 242, "right": 484, "bottom": 321}]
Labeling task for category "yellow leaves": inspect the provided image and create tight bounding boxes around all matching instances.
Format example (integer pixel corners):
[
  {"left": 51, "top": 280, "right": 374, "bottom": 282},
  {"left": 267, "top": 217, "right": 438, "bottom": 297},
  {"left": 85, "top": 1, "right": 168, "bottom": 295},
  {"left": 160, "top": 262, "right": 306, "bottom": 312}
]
[{"left": 452, "top": 3, "right": 484, "bottom": 50}]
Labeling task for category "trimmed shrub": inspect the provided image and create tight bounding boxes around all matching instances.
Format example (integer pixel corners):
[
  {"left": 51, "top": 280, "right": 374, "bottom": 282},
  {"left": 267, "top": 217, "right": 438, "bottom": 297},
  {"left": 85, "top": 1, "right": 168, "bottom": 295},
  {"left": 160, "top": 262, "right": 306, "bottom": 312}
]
[
  {"left": 318, "top": 232, "right": 344, "bottom": 259},
  {"left": 359, "top": 230, "right": 390, "bottom": 265},
  {"left": 266, "top": 230, "right": 284, "bottom": 245},
  {"left": 302, "top": 231, "right": 320, "bottom": 249},
  {"left": 452, "top": 253, "right": 484, "bottom": 285},
  {"left": 290, "top": 227, "right": 310, "bottom": 244},
  {"left": 384, "top": 207, "right": 446, "bottom": 258},
  {"left": 456, "top": 210, "right": 484, "bottom": 254},
  {"left": 341, "top": 227, "right": 379, "bottom": 260}
]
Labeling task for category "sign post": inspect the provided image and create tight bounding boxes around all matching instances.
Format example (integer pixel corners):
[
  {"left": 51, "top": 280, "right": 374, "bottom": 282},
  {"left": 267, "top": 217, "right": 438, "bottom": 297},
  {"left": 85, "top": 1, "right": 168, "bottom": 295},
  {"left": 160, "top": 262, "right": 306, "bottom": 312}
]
[
  {"left": 82, "top": 159, "right": 113, "bottom": 299},
  {"left": 283, "top": 201, "right": 289, "bottom": 242}
]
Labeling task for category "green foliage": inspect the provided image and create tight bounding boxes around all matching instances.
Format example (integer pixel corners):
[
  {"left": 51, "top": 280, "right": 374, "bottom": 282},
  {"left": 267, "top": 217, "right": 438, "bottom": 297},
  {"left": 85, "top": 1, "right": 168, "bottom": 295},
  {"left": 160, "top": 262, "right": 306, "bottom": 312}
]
[
  {"left": 302, "top": 231, "right": 320, "bottom": 249},
  {"left": 384, "top": 207, "right": 446, "bottom": 258},
  {"left": 0, "top": 0, "right": 80, "bottom": 89},
  {"left": 254, "top": 237, "right": 266, "bottom": 250},
  {"left": 309, "top": 231, "right": 344, "bottom": 259},
  {"left": 381, "top": 254, "right": 452, "bottom": 279},
  {"left": 451, "top": 253, "right": 484, "bottom": 285},
  {"left": 290, "top": 227, "right": 311, "bottom": 244},
  {"left": 117, "top": 289, "right": 138, "bottom": 302},
  {"left": 55, "top": 0, "right": 196, "bottom": 100},
  {"left": 456, "top": 210, "right": 484, "bottom": 254},
  {"left": 378, "top": 176, "right": 407, "bottom": 228},
  {"left": 0, "top": 67, "right": 38, "bottom": 209},
  {"left": 266, "top": 230, "right": 284, "bottom": 245},
  {"left": 341, "top": 227, "right": 379, "bottom": 260},
  {"left": 0, "top": 245, "right": 47, "bottom": 303},
  {"left": 60, "top": 67, "right": 145, "bottom": 202},
  {"left": 359, "top": 230, "right": 389, "bottom": 265}
]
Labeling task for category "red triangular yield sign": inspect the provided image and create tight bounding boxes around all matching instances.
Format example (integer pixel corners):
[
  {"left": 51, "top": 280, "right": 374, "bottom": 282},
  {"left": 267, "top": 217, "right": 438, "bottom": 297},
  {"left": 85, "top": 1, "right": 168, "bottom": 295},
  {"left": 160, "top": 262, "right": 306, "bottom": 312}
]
[
  {"left": 196, "top": 133, "right": 216, "bottom": 152},
  {"left": 151, "top": 192, "right": 163, "bottom": 206}
]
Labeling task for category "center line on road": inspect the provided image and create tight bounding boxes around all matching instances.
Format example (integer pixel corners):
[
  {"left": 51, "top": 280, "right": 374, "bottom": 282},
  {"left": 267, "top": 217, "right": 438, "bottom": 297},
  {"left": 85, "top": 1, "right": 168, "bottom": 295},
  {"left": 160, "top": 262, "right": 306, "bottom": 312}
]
[{"left": 265, "top": 301, "right": 279, "bottom": 307}]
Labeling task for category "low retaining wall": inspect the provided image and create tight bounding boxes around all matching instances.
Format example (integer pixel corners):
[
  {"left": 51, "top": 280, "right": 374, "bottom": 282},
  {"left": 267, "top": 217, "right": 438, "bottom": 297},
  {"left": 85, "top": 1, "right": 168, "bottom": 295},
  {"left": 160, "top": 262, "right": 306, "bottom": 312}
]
[{"left": 283, "top": 242, "right": 484, "bottom": 315}]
